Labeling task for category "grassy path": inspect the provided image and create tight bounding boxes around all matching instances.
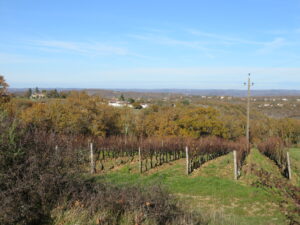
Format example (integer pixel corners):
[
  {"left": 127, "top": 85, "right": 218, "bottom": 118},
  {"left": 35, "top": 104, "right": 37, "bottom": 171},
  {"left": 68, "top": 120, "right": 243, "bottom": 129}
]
[
  {"left": 92, "top": 151, "right": 292, "bottom": 225},
  {"left": 289, "top": 148, "right": 300, "bottom": 186}
]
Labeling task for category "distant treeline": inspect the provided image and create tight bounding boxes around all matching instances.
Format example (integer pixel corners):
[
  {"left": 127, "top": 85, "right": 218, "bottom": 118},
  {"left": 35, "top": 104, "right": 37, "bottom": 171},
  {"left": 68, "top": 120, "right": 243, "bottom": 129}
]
[
  {"left": 1, "top": 90, "right": 299, "bottom": 145},
  {"left": 23, "top": 87, "right": 69, "bottom": 99},
  {"left": 8, "top": 87, "right": 300, "bottom": 97}
]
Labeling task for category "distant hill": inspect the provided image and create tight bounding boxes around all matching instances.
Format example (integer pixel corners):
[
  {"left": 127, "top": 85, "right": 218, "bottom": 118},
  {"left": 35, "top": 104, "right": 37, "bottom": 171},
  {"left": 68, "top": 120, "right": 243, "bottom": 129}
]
[
  {"left": 9, "top": 88, "right": 300, "bottom": 97},
  {"left": 112, "top": 89, "right": 300, "bottom": 97}
]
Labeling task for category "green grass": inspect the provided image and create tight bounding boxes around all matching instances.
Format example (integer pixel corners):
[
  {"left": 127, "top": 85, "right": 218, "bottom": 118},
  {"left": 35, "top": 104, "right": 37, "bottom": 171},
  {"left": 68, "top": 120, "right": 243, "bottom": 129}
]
[
  {"left": 289, "top": 148, "right": 300, "bottom": 186},
  {"left": 62, "top": 148, "right": 300, "bottom": 225},
  {"left": 91, "top": 152, "right": 291, "bottom": 225},
  {"left": 241, "top": 148, "right": 284, "bottom": 184}
]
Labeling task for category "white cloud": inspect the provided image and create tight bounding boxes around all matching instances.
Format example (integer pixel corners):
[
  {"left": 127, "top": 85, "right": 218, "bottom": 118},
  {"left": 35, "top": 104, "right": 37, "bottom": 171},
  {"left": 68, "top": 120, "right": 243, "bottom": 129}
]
[
  {"left": 264, "top": 29, "right": 289, "bottom": 35},
  {"left": 32, "top": 40, "right": 129, "bottom": 56},
  {"left": 129, "top": 34, "right": 219, "bottom": 58},
  {"left": 0, "top": 53, "right": 47, "bottom": 63},
  {"left": 129, "top": 34, "right": 208, "bottom": 49},
  {"left": 256, "top": 38, "right": 286, "bottom": 54},
  {"left": 188, "top": 29, "right": 297, "bottom": 54},
  {"left": 187, "top": 29, "right": 263, "bottom": 45},
  {"left": 130, "top": 28, "right": 293, "bottom": 58},
  {"left": 265, "top": 28, "right": 300, "bottom": 35}
]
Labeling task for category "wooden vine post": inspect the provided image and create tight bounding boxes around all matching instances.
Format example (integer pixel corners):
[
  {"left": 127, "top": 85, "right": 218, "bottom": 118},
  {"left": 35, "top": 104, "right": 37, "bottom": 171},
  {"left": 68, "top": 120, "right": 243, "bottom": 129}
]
[
  {"left": 233, "top": 150, "right": 237, "bottom": 180},
  {"left": 55, "top": 145, "right": 58, "bottom": 156},
  {"left": 186, "top": 146, "right": 189, "bottom": 175},
  {"left": 287, "top": 151, "right": 292, "bottom": 180},
  {"left": 90, "top": 142, "right": 96, "bottom": 174},
  {"left": 139, "top": 147, "right": 142, "bottom": 173}
]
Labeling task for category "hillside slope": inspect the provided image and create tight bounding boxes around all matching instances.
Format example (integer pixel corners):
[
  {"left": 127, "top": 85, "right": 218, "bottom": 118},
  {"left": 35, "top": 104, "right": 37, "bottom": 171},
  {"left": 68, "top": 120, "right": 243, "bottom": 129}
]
[{"left": 53, "top": 149, "right": 300, "bottom": 225}]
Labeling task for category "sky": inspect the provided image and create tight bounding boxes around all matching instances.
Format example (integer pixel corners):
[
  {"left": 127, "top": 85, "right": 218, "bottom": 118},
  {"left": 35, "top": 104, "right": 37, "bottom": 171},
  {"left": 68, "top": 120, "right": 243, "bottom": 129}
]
[{"left": 1, "top": 0, "right": 300, "bottom": 89}]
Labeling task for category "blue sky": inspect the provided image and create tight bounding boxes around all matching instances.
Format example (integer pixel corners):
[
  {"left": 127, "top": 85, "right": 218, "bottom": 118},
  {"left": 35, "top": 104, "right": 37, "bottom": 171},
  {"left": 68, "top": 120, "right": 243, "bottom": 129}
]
[{"left": 1, "top": 0, "right": 300, "bottom": 89}]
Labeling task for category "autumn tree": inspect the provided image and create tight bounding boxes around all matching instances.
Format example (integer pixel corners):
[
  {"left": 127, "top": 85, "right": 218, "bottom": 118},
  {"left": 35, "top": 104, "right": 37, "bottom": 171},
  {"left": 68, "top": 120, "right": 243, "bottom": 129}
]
[
  {"left": 47, "top": 89, "right": 60, "bottom": 98},
  {"left": 0, "top": 75, "right": 10, "bottom": 105},
  {"left": 119, "top": 107, "right": 136, "bottom": 137},
  {"left": 142, "top": 108, "right": 180, "bottom": 137},
  {"left": 177, "top": 107, "right": 228, "bottom": 138},
  {"left": 20, "top": 91, "right": 122, "bottom": 136},
  {"left": 0, "top": 75, "right": 8, "bottom": 95}
]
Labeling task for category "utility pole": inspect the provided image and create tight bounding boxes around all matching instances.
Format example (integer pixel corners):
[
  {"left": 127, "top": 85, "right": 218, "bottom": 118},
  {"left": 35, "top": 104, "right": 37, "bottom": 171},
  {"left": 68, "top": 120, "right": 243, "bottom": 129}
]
[
  {"left": 233, "top": 150, "right": 237, "bottom": 180},
  {"left": 185, "top": 146, "right": 189, "bottom": 175},
  {"left": 90, "top": 142, "right": 96, "bottom": 174},
  {"left": 244, "top": 73, "right": 254, "bottom": 150}
]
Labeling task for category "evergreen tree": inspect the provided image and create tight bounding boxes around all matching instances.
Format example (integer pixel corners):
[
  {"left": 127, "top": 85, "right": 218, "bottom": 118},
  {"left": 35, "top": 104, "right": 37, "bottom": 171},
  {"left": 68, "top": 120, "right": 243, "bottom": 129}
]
[
  {"left": 119, "top": 94, "right": 125, "bottom": 101},
  {"left": 25, "top": 88, "right": 32, "bottom": 98},
  {"left": 35, "top": 87, "right": 40, "bottom": 94},
  {"left": 128, "top": 98, "right": 135, "bottom": 104}
]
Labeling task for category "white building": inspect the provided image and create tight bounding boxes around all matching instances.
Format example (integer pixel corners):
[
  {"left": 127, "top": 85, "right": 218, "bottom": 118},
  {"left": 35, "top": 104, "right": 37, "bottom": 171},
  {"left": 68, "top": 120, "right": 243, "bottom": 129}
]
[
  {"left": 30, "top": 93, "right": 46, "bottom": 99},
  {"left": 108, "top": 101, "right": 148, "bottom": 109},
  {"left": 108, "top": 101, "right": 127, "bottom": 107},
  {"left": 141, "top": 104, "right": 149, "bottom": 108}
]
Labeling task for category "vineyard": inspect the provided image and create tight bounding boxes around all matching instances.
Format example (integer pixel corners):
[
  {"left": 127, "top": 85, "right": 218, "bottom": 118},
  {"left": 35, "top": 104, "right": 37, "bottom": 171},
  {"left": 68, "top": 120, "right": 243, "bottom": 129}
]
[
  {"left": 1, "top": 122, "right": 300, "bottom": 225},
  {"left": 45, "top": 133, "right": 297, "bottom": 183},
  {"left": 49, "top": 133, "right": 300, "bottom": 224},
  {"left": 52, "top": 135, "right": 251, "bottom": 179}
]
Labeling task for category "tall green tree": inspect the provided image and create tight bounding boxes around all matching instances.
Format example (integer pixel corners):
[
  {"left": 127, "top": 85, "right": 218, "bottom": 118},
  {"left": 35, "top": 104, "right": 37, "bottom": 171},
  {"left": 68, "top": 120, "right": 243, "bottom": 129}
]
[
  {"left": 119, "top": 94, "right": 125, "bottom": 101},
  {"left": 25, "top": 88, "right": 33, "bottom": 98},
  {"left": 35, "top": 87, "right": 40, "bottom": 94}
]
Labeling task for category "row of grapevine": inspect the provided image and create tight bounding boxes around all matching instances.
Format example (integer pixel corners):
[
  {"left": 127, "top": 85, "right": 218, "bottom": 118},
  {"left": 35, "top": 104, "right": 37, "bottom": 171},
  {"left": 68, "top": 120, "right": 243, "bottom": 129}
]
[
  {"left": 186, "top": 137, "right": 249, "bottom": 175},
  {"left": 257, "top": 137, "right": 291, "bottom": 179},
  {"left": 43, "top": 131, "right": 249, "bottom": 177},
  {"left": 48, "top": 133, "right": 292, "bottom": 180},
  {"left": 139, "top": 137, "right": 186, "bottom": 172},
  {"left": 93, "top": 136, "right": 140, "bottom": 171},
  {"left": 23, "top": 130, "right": 250, "bottom": 179},
  {"left": 89, "top": 136, "right": 186, "bottom": 173},
  {"left": 85, "top": 136, "right": 249, "bottom": 176}
]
